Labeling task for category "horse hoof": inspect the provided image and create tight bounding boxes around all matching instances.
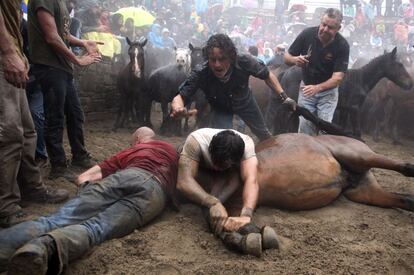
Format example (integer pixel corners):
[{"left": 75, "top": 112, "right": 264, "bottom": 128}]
[
  {"left": 242, "top": 233, "right": 262, "bottom": 257},
  {"left": 261, "top": 226, "right": 279, "bottom": 250}
]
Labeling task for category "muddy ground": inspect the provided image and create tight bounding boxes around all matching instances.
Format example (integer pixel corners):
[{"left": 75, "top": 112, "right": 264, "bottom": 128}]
[{"left": 19, "top": 115, "right": 414, "bottom": 275}]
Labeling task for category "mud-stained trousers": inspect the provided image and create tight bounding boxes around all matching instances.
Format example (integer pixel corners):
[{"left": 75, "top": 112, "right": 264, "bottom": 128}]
[
  {"left": 0, "top": 168, "right": 166, "bottom": 273},
  {"left": 0, "top": 56, "right": 45, "bottom": 219}
]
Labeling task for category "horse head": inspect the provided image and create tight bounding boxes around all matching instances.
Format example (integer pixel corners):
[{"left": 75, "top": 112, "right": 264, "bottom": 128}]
[
  {"left": 175, "top": 48, "right": 191, "bottom": 74},
  {"left": 189, "top": 43, "right": 204, "bottom": 69},
  {"left": 126, "top": 36, "right": 147, "bottom": 79},
  {"left": 384, "top": 47, "right": 413, "bottom": 90}
]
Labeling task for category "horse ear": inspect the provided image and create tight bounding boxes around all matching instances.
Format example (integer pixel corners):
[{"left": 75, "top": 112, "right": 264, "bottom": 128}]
[
  {"left": 189, "top": 43, "right": 194, "bottom": 51},
  {"left": 126, "top": 37, "right": 131, "bottom": 46},
  {"left": 138, "top": 37, "right": 147, "bottom": 47},
  {"left": 174, "top": 46, "right": 177, "bottom": 51},
  {"left": 391, "top": 47, "right": 397, "bottom": 57}
]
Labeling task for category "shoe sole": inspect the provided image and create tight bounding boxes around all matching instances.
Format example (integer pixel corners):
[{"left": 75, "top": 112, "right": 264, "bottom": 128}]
[
  {"left": 8, "top": 244, "right": 48, "bottom": 275},
  {"left": 262, "top": 226, "right": 279, "bottom": 250},
  {"left": 244, "top": 233, "right": 262, "bottom": 257}
]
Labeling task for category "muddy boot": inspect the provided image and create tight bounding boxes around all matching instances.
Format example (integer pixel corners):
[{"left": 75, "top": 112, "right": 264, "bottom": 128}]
[
  {"left": 8, "top": 235, "right": 58, "bottom": 275},
  {"left": 221, "top": 232, "right": 262, "bottom": 257}
]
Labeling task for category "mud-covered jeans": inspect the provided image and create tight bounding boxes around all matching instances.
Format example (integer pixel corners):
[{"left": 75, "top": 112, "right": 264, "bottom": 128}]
[
  {"left": 211, "top": 96, "right": 271, "bottom": 141},
  {"left": 298, "top": 84, "right": 338, "bottom": 136},
  {"left": 0, "top": 57, "right": 45, "bottom": 219},
  {"left": 0, "top": 168, "right": 166, "bottom": 273}
]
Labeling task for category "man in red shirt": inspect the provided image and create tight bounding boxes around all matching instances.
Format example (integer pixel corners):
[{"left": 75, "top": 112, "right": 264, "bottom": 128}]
[{"left": 0, "top": 127, "right": 178, "bottom": 274}]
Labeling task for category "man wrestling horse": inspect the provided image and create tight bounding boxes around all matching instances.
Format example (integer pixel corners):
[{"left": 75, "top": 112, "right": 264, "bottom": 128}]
[{"left": 178, "top": 128, "right": 414, "bottom": 257}]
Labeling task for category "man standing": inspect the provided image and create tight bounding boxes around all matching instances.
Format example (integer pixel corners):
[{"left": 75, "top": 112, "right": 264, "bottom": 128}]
[
  {"left": 0, "top": 1, "right": 68, "bottom": 228},
  {"left": 0, "top": 127, "right": 179, "bottom": 274},
  {"left": 28, "top": 0, "right": 102, "bottom": 180},
  {"left": 177, "top": 128, "right": 277, "bottom": 256},
  {"left": 171, "top": 33, "right": 296, "bottom": 141},
  {"left": 284, "top": 8, "right": 349, "bottom": 135}
]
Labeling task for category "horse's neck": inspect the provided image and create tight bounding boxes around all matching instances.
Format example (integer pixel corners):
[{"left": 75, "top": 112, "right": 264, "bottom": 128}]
[{"left": 358, "top": 60, "right": 385, "bottom": 92}]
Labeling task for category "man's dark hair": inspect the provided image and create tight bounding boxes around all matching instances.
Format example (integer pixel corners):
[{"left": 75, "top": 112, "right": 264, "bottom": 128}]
[
  {"left": 202, "top": 33, "right": 238, "bottom": 64},
  {"left": 208, "top": 130, "right": 245, "bottom": 170},
  {"left": 248, "top": 45, "right": 259, "bottom": 57},
  {"left": 323, "top": 8, "right": 343, "bottom": 27}
]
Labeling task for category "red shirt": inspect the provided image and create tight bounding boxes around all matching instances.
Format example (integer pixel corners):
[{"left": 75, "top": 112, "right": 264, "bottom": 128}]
[{"left": 98, "top": 140, "right": 178, "bottom": 205}]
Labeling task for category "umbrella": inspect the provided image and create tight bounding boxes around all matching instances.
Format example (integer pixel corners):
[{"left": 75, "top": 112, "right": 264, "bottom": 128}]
[{"left": 115, "top": 7, "right": 155, "bottom": 27}]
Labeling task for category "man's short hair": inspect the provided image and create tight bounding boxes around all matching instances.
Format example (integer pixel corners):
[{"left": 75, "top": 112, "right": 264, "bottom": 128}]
[
  {"left": 202, "top": 33, "right": 237, "bottom": 64},
  {"left": 208, "top": 130, "right": 245, "bottom": 170},
  {"left": 322, "top": 8, "right": 343, "bottom": 27}
]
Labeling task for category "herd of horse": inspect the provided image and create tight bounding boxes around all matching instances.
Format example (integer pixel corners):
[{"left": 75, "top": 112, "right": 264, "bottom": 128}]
[{"left": 111, "top": 37, "right": 414, "bottom": 225}]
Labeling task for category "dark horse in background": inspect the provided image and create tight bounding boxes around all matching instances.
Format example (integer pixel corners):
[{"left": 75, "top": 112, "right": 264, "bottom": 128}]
[
  {"left": 142, "top": 44, "right": 205, "bottom": 136},
  {"left": 113, "top": 37, "right": 147, "bottom": 130},
  {"left": 264, "top": 47, "right": 413, "bottom": 137}
]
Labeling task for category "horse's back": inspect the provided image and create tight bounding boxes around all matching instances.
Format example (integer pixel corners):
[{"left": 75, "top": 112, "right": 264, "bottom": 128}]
[{"left": 256, "top": 134, "right": 344, "bottom": 210}]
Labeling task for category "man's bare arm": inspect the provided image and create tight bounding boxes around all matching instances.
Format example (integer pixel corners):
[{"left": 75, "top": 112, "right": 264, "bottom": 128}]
[
  {"left": 301, "top": 72, "right": 344, "bottom": 97},
  {"left": 177, "top": 156, "right": 220, "bottom": 207},
  {"left": 76, "top": 165, "right": 103, "bottom": 185},
  {"left": 36, "top": 9, "right": 101, "bottom": 66},
  {"left": 240, "top": 156, "right": 259, "bottom": 214}
]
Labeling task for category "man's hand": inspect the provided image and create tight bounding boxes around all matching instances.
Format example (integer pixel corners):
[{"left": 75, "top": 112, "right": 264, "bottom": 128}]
[
  {"left": 294, "top": 55, "right": 309, "bottom": 67},
  {"left": 2, "top": 50, "right": 28, "bottom": 89},
  {"left": 170, "top": 95, "right": 186, "bottom": 118},
  {"left": 84, "top": 40, "right": 104, "bottom": 55},
  {"left": 224, "top": 216, "right": 251, "bottom": 232},
  {"left": 283, "top": 97, "right": 297, "bottom": 111},
  {"left": 301, "top": 84, "right": 321, "bottom": 97},
  {"left": 209, "top": 202, "right": 228, "bottom": 235},
  {"left": 76, "top": 53, "right": 102, "bottom": 66}
]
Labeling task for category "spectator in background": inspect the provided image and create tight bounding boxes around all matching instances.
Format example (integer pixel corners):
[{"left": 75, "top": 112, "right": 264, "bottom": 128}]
[
  {"left": 111, "top": 13, "right": 124, "bottom": 36},
  {"left": 148, "top": 23, "right": 164, "bottom": 48},
  {"left": 123, "top": 18, "right": 136, "bottom": 41},
  {"left": 267, "top": 44, "right": 286, "bottom": 68},
  {"left": 161, "top": 28, "right": 176, "bottom": 50}
]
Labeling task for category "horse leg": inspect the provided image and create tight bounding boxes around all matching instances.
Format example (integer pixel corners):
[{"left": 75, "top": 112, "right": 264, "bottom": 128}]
[
  {"left": 113, "top": 94, "right": 125, "bottom": 130},
  {"left": 344, "top": 171, "right": 414, "bottom": 211},
  {"left": 349, "top": 108, "right": 362, "bottom": 138},
  {"left": 320, "top": 136, "right": 414, "bottom": 176},
  {"left": 160, "top": 101, "right": 169, "bottom": 135}
]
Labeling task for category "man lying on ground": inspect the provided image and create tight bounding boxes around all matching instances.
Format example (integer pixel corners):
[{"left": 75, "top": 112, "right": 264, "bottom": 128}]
[
  {"left": 177, "top": 128, "right": 278, "bottom": 257},
  {"left": 0, "top": 127, "right": 178, "bottom": 274}
]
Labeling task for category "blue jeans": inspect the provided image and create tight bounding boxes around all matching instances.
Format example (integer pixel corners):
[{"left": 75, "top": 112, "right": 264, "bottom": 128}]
[
  {"left": 298, "top": 84, "right": 339, "bottom": 136},
  {"left": 32, "top": 65, "right": 87, "bottom": 166},
  {"left": 0, "top": 168, "right": 166, "bottom": 273},
  {"left": 26, "top": 78, "right": 47, "bottom": 159}
]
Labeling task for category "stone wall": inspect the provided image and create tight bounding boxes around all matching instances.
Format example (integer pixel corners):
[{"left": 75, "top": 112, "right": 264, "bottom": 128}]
[{"left": 74, "top": 58, "right": 118, "bottom": 122}]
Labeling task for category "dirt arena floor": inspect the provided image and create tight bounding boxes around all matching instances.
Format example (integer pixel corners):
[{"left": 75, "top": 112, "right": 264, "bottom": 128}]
[{"left": 16, "top": 115, "right": 414, "bottom": 275}]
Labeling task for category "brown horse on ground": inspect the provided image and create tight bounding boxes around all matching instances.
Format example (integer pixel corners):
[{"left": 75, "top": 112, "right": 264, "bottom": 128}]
[{"left": 200, "top": 133, "right": 414, "bottom": 213}]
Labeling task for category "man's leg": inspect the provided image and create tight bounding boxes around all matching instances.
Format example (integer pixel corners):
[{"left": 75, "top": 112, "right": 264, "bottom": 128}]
[
  {"left": 64, "top": 75, "right": 92, "bottom": 168},
  {"left": 316, "top": 88, "right": 339, "bottom": 125},
  {"left": 9, "top": 171, "right": 166, "bottom": 273},
  {"left": 236, "top": 96, "right": 272, "bottom": 141},
  {"left": 210, "top": 109, "right": 233, "bottom": 129},
  {"left": 0, "top": 65, "right": 26, "bottom": 224},
  {"left": 26, "top": 79, "right": 47, "bottom": 161},
  {"left": 0, "top": 170, "right": 145, "bottom": 270},
  {"left": 298, "top": 89, "right": 318, "bottom": 135}
]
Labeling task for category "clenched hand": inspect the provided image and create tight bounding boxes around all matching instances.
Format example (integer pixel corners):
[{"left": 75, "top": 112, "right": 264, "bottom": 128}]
[{"left": 209, "top": 202, "right": 228, "bottom": 235}]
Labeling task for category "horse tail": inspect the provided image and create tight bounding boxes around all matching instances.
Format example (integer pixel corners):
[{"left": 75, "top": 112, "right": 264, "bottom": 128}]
[{"left": 295, "top": 106, "right": 361, "bottom": 141}]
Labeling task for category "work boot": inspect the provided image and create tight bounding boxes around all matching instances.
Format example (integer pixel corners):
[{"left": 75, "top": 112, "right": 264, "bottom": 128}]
[
  {"left": 49, "top": 164, "right": 76, "bottom": 182},
  {"left": 8, "top": 235, "right": 58, "bottom": 275},
  {"left": 71, "top": 153, "right": 95, "bottom": 169},
  {"left": 0, "top": 210, "right": 28, "bottom": 228},
  {"left": 24, "top": 187, "right": 69, "bottom": 204}
]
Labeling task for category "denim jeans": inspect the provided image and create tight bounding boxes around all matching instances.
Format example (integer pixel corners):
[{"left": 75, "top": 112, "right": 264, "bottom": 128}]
[
  {"left": 26, "top": 78, "right": 47, "bottom": 159},
  {"left": 298, "top": 83, "right": 339, "bottom": 136},
  {"left": 32, "top": 65, "right": 87, "bottom": 166},
  {"left": 210, "top": 97, "right": 271, "bottom": 141},
  {"left": 0, "top": 168, "right": 166, "bottom": 273}
]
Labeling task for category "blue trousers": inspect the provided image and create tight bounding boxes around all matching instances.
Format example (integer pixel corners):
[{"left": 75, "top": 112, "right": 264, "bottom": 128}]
[{"left": 0, "top": 168, "right": 166, "bottom": 273}]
